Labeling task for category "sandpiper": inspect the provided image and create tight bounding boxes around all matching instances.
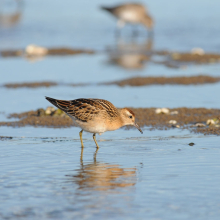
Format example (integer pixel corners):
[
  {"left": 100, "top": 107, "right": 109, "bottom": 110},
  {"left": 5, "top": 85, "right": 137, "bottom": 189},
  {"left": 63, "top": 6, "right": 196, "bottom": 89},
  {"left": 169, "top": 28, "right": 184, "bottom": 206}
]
[
  {"left": 45, "top": 97, "right": 143, "bottom": 148},
  {"left": 101, "top": 3, "right": 153, "bottom": 33}
]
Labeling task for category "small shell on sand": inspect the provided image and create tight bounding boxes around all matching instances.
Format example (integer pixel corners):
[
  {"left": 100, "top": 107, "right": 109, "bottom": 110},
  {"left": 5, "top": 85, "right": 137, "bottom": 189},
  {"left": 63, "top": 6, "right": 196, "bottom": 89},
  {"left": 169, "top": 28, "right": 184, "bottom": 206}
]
[
  {"left": 206, "top": 119, "right": 215, "bottom": 125},
  {"left": 169, "top": 120, "right": 177, "bottom": 125},
  {"left": 193, "top": 123, "right": 206, "bottom": 127},
  {"left": 155, "top": 108, "right": 169, "bottom": 114},
  {"left": 45, "top": 106, "right": 55, "bottom": 115},
  {"left": 170, "top": 111, "right": 178, "bottom": 115},
  {"left": 25, "top": 44, "right": 48, "bottom": 56},
  {"left": 191, "top": 48, "right": 205, "bottom": 55}
]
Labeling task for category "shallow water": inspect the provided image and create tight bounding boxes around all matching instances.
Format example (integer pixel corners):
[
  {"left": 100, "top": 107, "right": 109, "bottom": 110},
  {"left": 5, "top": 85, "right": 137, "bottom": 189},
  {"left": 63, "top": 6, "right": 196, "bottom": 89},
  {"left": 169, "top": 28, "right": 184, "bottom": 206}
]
[
  {"left": 1, "top": 128, "right": 220, "bottom": 220},
  {"left": 1, "top": 0, "right": 220, "bottom": 219}
]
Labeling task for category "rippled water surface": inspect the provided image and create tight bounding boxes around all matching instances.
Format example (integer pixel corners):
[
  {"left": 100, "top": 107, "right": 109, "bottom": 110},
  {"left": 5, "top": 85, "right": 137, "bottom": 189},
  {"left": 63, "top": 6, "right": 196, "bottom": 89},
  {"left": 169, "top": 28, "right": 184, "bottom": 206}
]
[
  {"left": 1, "top": 128, "right": 220, "bottom": 220},
  {"left": 1, "top": 0, "right": 220, "bottom": 219}
]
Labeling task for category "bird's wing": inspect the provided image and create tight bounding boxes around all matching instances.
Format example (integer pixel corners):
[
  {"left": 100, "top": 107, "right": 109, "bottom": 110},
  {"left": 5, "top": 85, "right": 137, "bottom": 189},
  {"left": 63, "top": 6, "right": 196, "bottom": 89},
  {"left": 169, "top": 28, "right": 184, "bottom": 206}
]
[
  {"left": 66, "top": 99, "right": 104, "bottom": 122},
  {"left": 45, "top": 97, "right": 119, "bottom": 122}
]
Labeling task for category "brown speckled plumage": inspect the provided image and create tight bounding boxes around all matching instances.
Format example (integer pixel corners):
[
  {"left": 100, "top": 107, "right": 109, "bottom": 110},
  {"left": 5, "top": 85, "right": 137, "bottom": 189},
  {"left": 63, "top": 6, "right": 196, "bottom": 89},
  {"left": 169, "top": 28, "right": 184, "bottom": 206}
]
[
  {"left": 46, "top": 97, "right": 119, "bottom": 122},
  {"left": 45, "top": 96, "right": 143, "bottom": 148}
]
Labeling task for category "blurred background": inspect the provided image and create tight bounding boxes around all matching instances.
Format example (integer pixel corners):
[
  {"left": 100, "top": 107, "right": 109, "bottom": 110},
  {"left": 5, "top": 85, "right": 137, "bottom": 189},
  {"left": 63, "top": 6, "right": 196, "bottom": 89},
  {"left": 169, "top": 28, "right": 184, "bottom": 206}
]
[
  {"left": 1, "top": 0, "right": 220, "bottom": 219},
  {"left": 1, "top": 0, "right": 220, "bottom": 112},
  {"left": 1, "top": 0, "right": 220, "bottom": 50}
]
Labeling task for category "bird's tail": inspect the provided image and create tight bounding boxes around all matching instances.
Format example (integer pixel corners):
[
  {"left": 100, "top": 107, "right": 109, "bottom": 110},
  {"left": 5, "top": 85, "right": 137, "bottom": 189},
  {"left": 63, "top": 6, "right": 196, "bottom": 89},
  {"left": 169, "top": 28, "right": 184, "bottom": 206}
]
[
  {"left": 100, "top": 6, "right": 114, "bottom": 13},
  {"left": 45, "top": 96, "right": 69, "bottom": 112}
]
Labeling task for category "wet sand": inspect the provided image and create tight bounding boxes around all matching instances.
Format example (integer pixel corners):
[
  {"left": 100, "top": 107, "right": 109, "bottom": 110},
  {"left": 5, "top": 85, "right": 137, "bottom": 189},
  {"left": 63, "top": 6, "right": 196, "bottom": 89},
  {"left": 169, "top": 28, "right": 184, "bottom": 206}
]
[
  {"left": 4, "top": 82, "right": 57, "bottom": 88},
  {"left": 2, "top": 47, "right": 220, "bottom": 65},
  {"left": 3, "top": 75, "right": 220, "bottom": 88},
  {"left": 1, "top": 107, "right": 219, "bottom": 135},
  {"left": 132, "top": 107, "right": 220, "bottom": 135},
  {"left": 170, "top": 52, "right": 220, "bottom": 64},
  {"left": 1, "top": 47, "right": 94, "bottom": 58},
  {"left": 104, "top": 75, "right": 220, "bottom": 87}
]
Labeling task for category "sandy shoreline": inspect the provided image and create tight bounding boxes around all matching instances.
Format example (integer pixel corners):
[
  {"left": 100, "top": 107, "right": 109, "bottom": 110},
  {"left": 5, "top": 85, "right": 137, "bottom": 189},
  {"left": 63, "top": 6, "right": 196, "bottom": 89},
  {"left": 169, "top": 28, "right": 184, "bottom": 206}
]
[
  {"left": 1, "top": 107, "right": 219, "bottom": 135},
  {"left": 3, "top": 75, "right": 220, "bottom": 88}
]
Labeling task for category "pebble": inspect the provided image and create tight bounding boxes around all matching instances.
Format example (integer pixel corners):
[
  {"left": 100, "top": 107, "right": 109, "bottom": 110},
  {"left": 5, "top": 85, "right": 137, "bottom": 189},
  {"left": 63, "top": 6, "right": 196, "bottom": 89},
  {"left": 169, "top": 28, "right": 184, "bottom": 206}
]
[
  {"left": 45, "top": 106, "right": 55, "bottom": 115},
  {"left": 155, "top": 108, "right": 169, "bottom": 114},
  {"left": 37, "top": 108, "right": 45, "bottom": 117},
  {"left": 193, "top": 123, "right": 206, "bottom": 127},
  {"left": 170, "top": 111, "right": 178, "bottom": 115},
  {"left": 169, "top": 120, "right": 177, "bottom": 125},
  {"left": 191, "top": 48, "right": 205, "bottom": 55},
  {"left": 25, "top": 44, "right": 48, "bottom": 56},
  {"left": 206, "top": 119, "right": 215, "bottom": 125}
]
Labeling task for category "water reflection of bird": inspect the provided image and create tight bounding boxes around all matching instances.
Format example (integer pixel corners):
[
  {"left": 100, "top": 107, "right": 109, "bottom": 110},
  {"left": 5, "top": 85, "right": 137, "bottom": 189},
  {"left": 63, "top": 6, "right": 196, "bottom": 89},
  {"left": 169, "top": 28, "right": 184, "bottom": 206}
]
[
  {"left": 45, "top": 97, "right": 143, "bottom": 149},
  {"left": 101, "top": 3, "right": 153, "bottom": 35},
  {"left": 106, "top": 37, "right": 153, "bottom": 70},
  {"left": 67, "top": 148, "right": 137, "bottom": 191},
  {"left": 0, "top": 0, "right": 23, "bottom": 27}
]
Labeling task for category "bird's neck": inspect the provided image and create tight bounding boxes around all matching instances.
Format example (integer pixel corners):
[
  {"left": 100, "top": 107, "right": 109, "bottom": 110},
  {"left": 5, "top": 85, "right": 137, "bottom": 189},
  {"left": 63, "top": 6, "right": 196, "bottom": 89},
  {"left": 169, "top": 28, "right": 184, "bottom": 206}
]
[{"left": 106, "top": 111, "right": 124, "bottom": 131}]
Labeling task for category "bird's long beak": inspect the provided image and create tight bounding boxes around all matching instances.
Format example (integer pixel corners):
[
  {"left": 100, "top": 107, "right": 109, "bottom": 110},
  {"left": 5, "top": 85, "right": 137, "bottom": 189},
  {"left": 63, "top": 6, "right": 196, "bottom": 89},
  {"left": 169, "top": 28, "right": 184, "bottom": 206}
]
[{"left": 134, "top": 123, "right": 143, "bottom": 134}]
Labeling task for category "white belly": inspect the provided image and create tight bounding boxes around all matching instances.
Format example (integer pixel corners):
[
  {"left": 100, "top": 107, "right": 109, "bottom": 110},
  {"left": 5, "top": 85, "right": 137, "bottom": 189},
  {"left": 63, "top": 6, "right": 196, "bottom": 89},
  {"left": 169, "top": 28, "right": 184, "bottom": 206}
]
[
  {"left": 119, "top": 11, "right": 140, "bottom": 23},
  {"left": 74, "top": 118, "right": 107, "bottom": 134}
]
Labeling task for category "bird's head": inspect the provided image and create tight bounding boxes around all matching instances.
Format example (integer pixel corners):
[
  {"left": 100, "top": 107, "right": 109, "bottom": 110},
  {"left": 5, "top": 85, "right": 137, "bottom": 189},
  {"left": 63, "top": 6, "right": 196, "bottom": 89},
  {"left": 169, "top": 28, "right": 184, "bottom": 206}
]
[{"left": 120, "top": 108, "right": 143, "bottom": 134}]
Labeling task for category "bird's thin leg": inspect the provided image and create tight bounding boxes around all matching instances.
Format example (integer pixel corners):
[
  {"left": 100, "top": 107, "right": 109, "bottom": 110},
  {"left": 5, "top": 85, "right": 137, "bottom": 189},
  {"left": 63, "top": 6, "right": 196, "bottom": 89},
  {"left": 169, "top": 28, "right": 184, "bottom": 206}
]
[
  {"left": 79, "top": 130, "right": 84, "bottom": 148},
  {"left": 80, "top": 147, "right": 84, "bottom": 163},
  {"left": 93, "top": 147, "right": 99, "bottom": 163},
  {"left": 93, "top": 133, "right": 99, "bottom": 149}
]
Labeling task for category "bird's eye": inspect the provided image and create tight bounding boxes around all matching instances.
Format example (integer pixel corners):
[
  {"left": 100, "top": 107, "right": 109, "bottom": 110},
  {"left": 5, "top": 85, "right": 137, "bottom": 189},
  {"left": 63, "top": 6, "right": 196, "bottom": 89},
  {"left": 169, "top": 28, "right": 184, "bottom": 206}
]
[{"left": 129, "top": 115, "right": 132, "bottom": 119}]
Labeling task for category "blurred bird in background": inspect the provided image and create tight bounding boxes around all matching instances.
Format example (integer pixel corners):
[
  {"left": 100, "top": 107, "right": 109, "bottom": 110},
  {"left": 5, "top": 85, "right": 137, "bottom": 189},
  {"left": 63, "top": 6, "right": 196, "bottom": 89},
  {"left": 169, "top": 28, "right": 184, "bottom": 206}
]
[{"left": 101, "top": 3, "right": 153, "bottom": 36}]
